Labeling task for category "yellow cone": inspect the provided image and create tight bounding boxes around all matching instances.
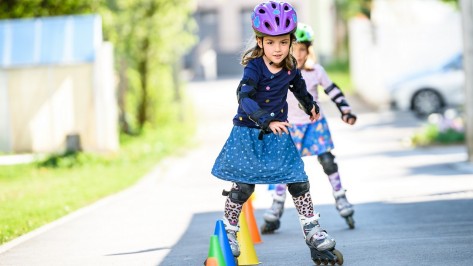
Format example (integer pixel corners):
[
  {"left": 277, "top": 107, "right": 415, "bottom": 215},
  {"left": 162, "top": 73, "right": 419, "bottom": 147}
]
[{"left": 237, "top": 208, "right": 260, "bottom": 265}]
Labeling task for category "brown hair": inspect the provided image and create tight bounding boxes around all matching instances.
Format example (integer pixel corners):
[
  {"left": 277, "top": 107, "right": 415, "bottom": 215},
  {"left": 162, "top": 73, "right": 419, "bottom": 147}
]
[{"left": 241, "top": 33, "right": 296, "bottom": 71}]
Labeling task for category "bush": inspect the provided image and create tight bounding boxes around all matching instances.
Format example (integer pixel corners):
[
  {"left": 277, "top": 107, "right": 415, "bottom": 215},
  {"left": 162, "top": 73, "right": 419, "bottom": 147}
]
[{"left": 410, "top": 109, "right": 465, "bottom": 146}]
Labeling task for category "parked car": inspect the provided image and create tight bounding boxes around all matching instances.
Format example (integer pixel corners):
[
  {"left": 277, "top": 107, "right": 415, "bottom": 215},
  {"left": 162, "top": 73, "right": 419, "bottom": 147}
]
[{"left": 389, "top": 53, "right": 464, "bottom": 117}]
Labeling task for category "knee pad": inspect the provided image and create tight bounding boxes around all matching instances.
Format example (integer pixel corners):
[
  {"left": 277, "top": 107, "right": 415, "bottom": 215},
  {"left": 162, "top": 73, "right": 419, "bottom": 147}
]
[
  {"left": 224, "top": 183, "right": 255, "bottom": 204},
  {"left": 287, "top": 182, "right": 310, "bottom": 197},
  {"left": 318, "top": 152, "right": 338, "bottom": 175}
]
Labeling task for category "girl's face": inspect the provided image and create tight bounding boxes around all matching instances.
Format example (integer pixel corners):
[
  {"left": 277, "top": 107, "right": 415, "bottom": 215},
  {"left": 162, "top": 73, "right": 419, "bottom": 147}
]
[
  {"left": 292, "top": 43, "right": 308, "bottom": 69},
  {"left": 257, "top": 34, "right": 291, "bottom": 66}
]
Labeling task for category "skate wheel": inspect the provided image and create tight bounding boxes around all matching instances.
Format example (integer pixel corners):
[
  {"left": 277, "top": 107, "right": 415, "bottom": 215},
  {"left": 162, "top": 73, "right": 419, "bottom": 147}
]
[
  {"left": 346, "top": 216, "right": 355, "bottom": 229},
  {"left": 260, "top": 224, "right": 270, "bottom": 234},
  {"left": 311, "top": 248, "right": 337, "bottom": 265},
  {"left": 333, "top": 249, "right": 344, "bottom": 265},
  {"left": 260, "top": 220, "right": 280, "bottom": 234}
]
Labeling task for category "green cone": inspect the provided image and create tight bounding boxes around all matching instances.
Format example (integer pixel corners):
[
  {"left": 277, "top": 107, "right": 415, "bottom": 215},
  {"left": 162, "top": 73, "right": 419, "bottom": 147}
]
[{"left": 207, "top": 234, "right": 226, "bottom": 266}]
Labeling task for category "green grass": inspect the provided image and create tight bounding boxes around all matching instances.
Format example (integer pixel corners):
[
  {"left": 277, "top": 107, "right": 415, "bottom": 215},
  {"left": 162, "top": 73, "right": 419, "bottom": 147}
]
[{"left": 0, "top": 120, "right": 195, "bottom": 245}]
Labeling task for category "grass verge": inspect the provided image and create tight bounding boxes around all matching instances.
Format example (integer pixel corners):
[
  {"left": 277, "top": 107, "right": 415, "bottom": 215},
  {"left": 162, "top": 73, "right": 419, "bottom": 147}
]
[{"left": 0, "top": 120, "right": 195, "bottom": 245}]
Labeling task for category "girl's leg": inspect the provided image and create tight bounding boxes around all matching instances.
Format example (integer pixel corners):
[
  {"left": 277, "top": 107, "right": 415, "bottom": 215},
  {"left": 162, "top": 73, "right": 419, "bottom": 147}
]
[
  {"left": 261, "top": 184, "right": 287, "bottom": 234},
  {"left": 317, "top": 152, "right": 343, "bottom": 191},
  {"left": 267, "top": 184, "right": 287, "bottom": 220},
  {"left": 222, "top": 182, "right": 254, "bottom": 257},
  {"left": 317, "top": 152, "right": 354, "bottom": 217},
  {"left": 288, "top": 182, "right": 336, "bottom": 251}
]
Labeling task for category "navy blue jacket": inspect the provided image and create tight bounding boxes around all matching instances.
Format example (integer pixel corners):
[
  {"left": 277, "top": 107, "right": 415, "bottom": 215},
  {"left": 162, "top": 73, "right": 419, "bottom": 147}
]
[{"left": 233, "top": 57, "right": 314, "bottom": 129}]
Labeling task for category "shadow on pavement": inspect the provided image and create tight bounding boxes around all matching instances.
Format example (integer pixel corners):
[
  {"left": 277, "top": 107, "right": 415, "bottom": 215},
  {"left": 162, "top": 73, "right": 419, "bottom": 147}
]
[{"left": 159, "top": 198, "right": 473, "bottom": 266}]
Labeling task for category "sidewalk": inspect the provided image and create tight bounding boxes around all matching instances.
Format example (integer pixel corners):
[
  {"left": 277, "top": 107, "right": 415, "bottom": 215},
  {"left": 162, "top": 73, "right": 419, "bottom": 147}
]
[{"left": 0, "top": 78, "right": 472, "bottom": 266}]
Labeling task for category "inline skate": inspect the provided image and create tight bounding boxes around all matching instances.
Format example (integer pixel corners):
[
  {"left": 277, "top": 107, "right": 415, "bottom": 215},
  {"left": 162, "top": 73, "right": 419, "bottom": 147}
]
[
  {"left": 260, "top": 185, "right": 286, "bottom": 234},
  {"left": 333, "top": 189, "right": 355, "bottom": 229},
  {"left": 302, "top": 214, "right": 343, "bottom": 265}
]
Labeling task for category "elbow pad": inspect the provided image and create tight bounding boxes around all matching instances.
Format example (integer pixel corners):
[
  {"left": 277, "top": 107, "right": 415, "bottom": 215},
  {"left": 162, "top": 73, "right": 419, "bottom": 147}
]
[{"left": 236, "top": 78, "right": 257, "bottom": 104}]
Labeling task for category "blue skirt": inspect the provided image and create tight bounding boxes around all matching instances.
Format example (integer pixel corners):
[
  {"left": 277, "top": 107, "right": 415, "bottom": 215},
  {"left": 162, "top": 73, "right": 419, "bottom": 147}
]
[
  {"left": 289, "top": 117, "right": 334, "bottom": 157},
  {"left": 211, "top": 126, "right": 308, "bottom": 184}
]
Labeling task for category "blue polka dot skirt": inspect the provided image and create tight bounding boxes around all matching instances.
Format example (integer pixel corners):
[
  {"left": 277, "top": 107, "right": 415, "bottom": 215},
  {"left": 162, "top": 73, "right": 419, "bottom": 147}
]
[
  {"left": 289, "top": 117, "right": 334, "bottom": 157},
  {"left": 212, "top": 126, "right": 308, "bottom": 184}
]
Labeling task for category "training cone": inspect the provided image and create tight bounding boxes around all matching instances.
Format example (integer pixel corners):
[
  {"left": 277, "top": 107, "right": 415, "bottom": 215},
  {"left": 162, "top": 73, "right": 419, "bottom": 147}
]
[
  {"left": 243, "top": 200, "right": 262, "bottom": 244},
  {"left": 237, "top": 208, "right": 260, "bottom": 265},
  {"left": 207, "top": 235, "right": 226, "bottom": 266},
  {"left": 214, "top": 220, "right": 237, "bottom": 266},
  {"left": 206, "top": 257, "right": 218, "bottom": 266}
]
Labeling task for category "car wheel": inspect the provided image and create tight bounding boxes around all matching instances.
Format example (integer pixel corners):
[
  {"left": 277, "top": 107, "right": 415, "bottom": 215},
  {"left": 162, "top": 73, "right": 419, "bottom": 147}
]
[{"left": 411, "top": 89, "right": 444, "bottom": 117}]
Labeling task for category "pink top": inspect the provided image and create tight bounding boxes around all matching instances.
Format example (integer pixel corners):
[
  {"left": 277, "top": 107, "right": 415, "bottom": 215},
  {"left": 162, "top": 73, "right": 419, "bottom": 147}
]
[{"left": 287, "top": 64, "right": 332, "bottom": 124}]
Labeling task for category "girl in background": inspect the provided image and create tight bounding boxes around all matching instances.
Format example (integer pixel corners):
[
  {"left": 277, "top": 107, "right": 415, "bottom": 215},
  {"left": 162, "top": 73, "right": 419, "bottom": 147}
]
[{"left": 261, "top": 23, "right": 357, "bottom": 234}]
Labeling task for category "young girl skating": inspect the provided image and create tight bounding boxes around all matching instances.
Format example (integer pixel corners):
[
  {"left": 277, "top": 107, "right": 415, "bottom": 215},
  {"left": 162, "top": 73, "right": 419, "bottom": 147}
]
[
  {"left": 261, "top": 23, "right": 357, "bottom": 234},
  {"left": 212, "top": 2, "right": 342, "bottom": 264}
]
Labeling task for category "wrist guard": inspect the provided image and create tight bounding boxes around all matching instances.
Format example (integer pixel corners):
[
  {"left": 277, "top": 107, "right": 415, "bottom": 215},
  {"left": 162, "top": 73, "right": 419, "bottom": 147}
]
[
  {"left": 342, "top": 112, "right": 357, "bottom": 123},
  {"left": 248, "top": 109, "right": 270, "bottom": 131},
  {"left": 299, "top": 101, "right": 320, "bottom": 116}
]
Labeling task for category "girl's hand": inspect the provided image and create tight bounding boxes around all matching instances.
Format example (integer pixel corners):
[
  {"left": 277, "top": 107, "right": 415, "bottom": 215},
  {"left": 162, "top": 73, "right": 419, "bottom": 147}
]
[
  {"left": 342, "top": 111, "right": 357, "bottom": 125},
  {"left": 309, "top": 106, "right": 320, "bottom": 122},
  {"left": 268, "top": 121, "right": 291, "bottom": 136}
]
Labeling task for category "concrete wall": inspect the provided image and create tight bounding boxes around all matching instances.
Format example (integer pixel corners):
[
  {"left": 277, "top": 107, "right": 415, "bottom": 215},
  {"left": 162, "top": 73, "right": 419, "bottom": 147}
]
[
  {"left": 0, "top": 71, "right": 11, "bottom": 151},
  {"left": 0, "top": 43, "right": 117, "bottom": 154}
]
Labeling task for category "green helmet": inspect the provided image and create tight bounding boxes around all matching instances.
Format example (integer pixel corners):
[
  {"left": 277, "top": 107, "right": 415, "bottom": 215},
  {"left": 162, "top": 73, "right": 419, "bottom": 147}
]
[{"left": 295, "top": 23, "right": 314, "bottom": 43}]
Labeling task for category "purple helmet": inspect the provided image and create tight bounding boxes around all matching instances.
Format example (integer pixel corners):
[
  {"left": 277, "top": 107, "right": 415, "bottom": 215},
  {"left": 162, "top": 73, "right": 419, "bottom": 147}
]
[{"left": 251, "top": 1, "right": 298, "bottom": 36}]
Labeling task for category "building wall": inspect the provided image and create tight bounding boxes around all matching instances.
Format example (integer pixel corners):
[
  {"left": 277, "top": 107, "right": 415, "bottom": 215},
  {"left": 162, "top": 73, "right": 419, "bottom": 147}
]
[
  {"left": 1, "top": 48, "right": 117, "bottom": 154},
  {"left": 6, "top": 65, "right": 90, "bottom": 153},
  {"left": 0, "top": 71, "right": 11, "bottom": 151}
]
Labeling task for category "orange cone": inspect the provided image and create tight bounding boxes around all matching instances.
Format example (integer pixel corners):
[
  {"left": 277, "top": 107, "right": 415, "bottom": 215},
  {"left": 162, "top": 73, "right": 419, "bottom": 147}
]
[
  {"left": 205, "top": 257, "right": 218, "bottom": 266},
  {"left": 243, "top": 200, "right": 262, "bottom": 244},
  {"left": 237, "top": 208, "right": 259, "bottom": 265}
]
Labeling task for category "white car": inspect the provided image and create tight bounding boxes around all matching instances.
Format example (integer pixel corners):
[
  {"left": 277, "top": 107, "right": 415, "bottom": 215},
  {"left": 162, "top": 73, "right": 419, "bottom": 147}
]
[{"left": 389, "top": 53, "right": 464, "bottom": 117}]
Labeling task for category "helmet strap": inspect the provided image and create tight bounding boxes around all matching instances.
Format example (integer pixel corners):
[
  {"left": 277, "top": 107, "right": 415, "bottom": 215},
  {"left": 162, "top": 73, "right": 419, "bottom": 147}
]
[
  {"left": 269, "top": 61, "right": 282, "bottom": 68},
  {"left": 264, "top": 55, "right": 281, "bottom": 68}
]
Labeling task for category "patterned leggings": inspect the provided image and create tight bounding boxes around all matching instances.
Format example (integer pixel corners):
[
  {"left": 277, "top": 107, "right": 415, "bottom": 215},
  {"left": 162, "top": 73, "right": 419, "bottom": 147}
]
[{"left": 224, "top": 185, "right": 316, "bottom": 226}]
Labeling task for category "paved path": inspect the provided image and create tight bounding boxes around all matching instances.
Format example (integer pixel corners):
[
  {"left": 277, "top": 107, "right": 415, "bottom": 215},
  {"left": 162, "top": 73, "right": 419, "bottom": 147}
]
[{"left": 1, "top": 78, "right": 472, "bottom": 266}]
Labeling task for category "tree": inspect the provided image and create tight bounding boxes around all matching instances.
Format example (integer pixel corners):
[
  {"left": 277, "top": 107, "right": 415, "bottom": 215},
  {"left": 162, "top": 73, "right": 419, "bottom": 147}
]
[
  {"left": 0, "top": 0, "right": 100, "bottom": 19},
  {"left": 101, "top": 0, "right": 196, "bottom": 133},
  {"left": 332, "top": 0, "right": 373, "bottom": 61}
]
